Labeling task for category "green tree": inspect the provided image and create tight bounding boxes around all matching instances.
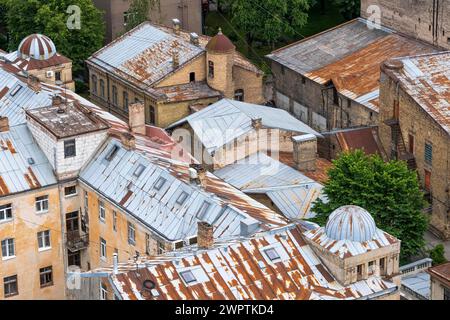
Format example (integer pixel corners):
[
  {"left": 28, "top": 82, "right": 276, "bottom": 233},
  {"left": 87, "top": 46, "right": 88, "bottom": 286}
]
[
  {"left": 429, "top": 244, "right": 447, "bottom": 266},
  {"left": 224, "top": 0, "right": 310, "bottom": 49},
  {"left": 2, "top": 0, "right": 104, "bottom": 76},
  {"left": 125, "top": 0, "right": 159, "bottom": 32},
  {"left": 311, "top": 150, "right": 428, "bottom": 262},
  {"left": 333, "top": 0, "right": 360, "bottom": 20}
]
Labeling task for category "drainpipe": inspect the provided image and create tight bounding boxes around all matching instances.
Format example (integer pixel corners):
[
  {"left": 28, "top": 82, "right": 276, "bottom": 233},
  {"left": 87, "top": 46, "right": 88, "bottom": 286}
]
[{"left": 113, "top": 253, "right": 118, "bottom": 275}]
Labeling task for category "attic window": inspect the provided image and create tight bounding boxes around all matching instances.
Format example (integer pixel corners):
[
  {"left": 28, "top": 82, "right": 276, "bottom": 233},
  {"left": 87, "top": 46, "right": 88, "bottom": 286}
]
[
  {"left": 197, "top": 201, "right": 211, "bottom": 219},
  {"left": 10, "top": 85, "right": 23, "bottom": 97},
  {"left": 133, "top": 164, "right": 145, "bottom": 177},
  {"left": 264, "top": 248, "right": 281, "bottom": 262},
  {"left": 27, "top": 158, "right": 35, "bottom": 165},
  {"left": 174, "top": 241, "right": 184, "bottom": 250},
  {"left": 179, "top": 270, "right": 196, "bottom": 284},
  {"left": 105, "top": 145, "right": 119, "bottom": 162},
  {"left": 176, "top": 191, "right": 189, "bottom": 205},
  {"left": 154, "top": 177, "right": 167, "bottom": 190}
]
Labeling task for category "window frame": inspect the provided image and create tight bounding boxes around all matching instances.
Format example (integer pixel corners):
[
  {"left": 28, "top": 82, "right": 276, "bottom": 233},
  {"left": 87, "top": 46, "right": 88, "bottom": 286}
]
[
  {"left": 35, "top": 195, "right": 49, "bottom": 214},
  {"left": 0, "top": 204, "right": 13, "bottom": 223},
  {"left": 99, "top": 79, "right": 105, "bottom": 98},
  {"left": 128, "top": 222, "right": 136, "bottom": 245},
  {"left": 123, "top": 91, "right": 129, "bottom": 113},
  {"left": 208, "top": 61, "right": 214, "bottom": 78},
  {"left": 112, "top": 85, "right": 118, "bottom": 106},
  {"left": 64, "top": 185, "right": 78, "bottom": 198},
  {"left": 1, "top": 238, "right": 15, "bottom": 260},
  {"left": 37, "top": 230, "right": 51, "bottom": 251},
  {"left": 100, "top": 237, "right": 107, "bottom": 260},
  {"left": 264, "top": 248, "right": 281, "bottom": 262},
  {"left": 424, "top": 142, "right": 433, "bottom": 166},
  {"left": 64, "top": 139, "right": 76, "bottom": 158},
  {"left": 234, "top": 89, "right": 244, "bottom": 102},
  {"left": 91, "top": 75, "right": 98, "bottom": 95},
  {"left": 99, "top": 200, "right": 106, "bottom": 222},
  {"left": 179, "top": 270, "right": 197, "bottom": 285},
  {"left": 112, "top": 210, "right": 117, "bottom": 232},
  {"left": 154, "top": 177, "right": 167, "bottom": 191},
  {"left": 39, "top": 266, "right": 53, "bottom": 288},
  {"left": 3, "top": 275, "right": 18, "bottom": 298},
  {"left": 100, "top": 282, "right": 108, "bottom": 300}
]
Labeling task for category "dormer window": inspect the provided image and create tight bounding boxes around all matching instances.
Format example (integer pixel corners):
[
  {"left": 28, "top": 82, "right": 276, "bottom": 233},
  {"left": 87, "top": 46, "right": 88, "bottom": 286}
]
[
  {"left": 179, "top": 270, "right": 196, "bottom": 284},
  {"left": 10, "top": 84, "right": 22, "bottom": 97},
  {"left": 105, "top": 145, "right": 119, "bottom": 162},
  {"left": 176, "top": 191, "right": 189, "bottom": 205},
  {"left": 64, "top": 139, "right": 76, "bottom": 158},
  {"left": 197, "top": 201, "right": 210, "bottom": 219},
  {"left": 264, "top": 248, "right": 281, "bottom": 262},
  {"left": 133, "top": 164, "right": 145, "bottom": 178},
  {"left": 154, "top": 177, "right": 167, "bottom": 190}
]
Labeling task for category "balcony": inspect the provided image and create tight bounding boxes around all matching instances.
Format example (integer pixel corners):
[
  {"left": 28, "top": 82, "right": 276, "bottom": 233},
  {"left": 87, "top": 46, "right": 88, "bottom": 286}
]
[{"left": 66, "top": 231, "right": 89, "bottom": 252}]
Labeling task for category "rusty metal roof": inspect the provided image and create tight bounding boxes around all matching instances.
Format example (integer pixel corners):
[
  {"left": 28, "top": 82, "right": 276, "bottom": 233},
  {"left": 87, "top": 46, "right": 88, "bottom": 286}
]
[
  {"left": 267, "top": 18, "right": 439, "bottom": 112},
  {"left": 427, "top": 261, "right": 450, "bottom": 286},
  {"left": 155, "top": 82, "right": 221, "bottom": 104},
  {"left": 326, "top": 126, "right": 385, "bottom": 156},
  {"left": 382, "top": 52, "right": 450, "bottom": 135},
  {"left": 100, "top": 224, "right": 397, "bottom": 300}
]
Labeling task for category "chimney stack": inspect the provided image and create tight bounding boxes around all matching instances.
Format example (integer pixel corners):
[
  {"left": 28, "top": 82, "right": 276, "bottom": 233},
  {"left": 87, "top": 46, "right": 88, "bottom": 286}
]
[
  {"left": 172, "top": 18, "right": 181, "bottom": 35},
  {"left": 172, "top": 50, "right": 180, "bottom": 69},
  {"left": 27, "top": 75, "right": 40, "bottom": 92},
  {"left": 251, "top": 118, "right": 262, "bottom": 129},
  {"left": 0, "top": 117, "right": 9, "bottom": 132},
  {"left": 120, "top": 132, "right": 136, "bottom": 151},
  {"left": 197, "top": 221, "right": 214, "bottom": 249},
  {"left": 190, "top": 32, "right": 200, "bottom": 46},
  {"left": 292, "top": 134, "right": 317, "bottom": 172},
  {"left": 129, "top": 102, "right": 146, "bottom": 135}
]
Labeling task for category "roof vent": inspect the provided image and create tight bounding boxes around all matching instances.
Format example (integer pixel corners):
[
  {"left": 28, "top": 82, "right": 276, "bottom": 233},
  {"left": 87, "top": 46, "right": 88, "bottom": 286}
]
[
  {"left": 190, "top": 32, "right": 199, "bottom": 46},
  {"left": 188, "top": 167, "right": 198, "bottom": 180},
  {"left": 172, "top": 18, "right": 181, "bottom": 34},
  {"left": 142, "top": 279, "right": 156, "bottom": 291},
  {"left": 240, "top": 218, "right": 260, "bottom": 237},
  {"left": 384, "top": 59, "right": 404, "bottom": 71},
  {"left": 27, "top": 157, "right": 35, "bottom": 165}
]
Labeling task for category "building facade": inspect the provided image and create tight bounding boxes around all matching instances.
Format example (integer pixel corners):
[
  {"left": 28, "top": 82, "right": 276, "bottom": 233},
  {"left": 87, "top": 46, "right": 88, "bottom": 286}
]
[
  {"left": 87, "top": 21, "right": 264, "bottom": 128},
  {"left": 428, "top": 262, "right": 450, "bottom": 300},
  {"left": 361, "top": 0, "right": 450, "bottom": 50},
  {"left": 93, "top": 0, "right": 204, "bottom": 43}
]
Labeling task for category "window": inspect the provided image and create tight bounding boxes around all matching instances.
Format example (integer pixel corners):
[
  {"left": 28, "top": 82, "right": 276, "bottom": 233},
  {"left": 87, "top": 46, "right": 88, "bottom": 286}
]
[
  {"left": 176, "top": 192, "right": 189, "bottom": 205},
  {"left": 3, "top": 275, "right": 18, "bottom": 297},
  {"left": 10, "top": 84, "right": 22, "bottom": 97},
  {"left": 425, "top": 142, "right": 433, "bottom": 165},
  {"left": 379, "top": 257, "right": 386, "bottom": 275},
  {"left": 105, "top": 145, "right": 119, "bottom": 162},
  {"left": 157, "top": 241, "right": 165, "bottom": 255},
  {"left": 68, "top": 251, "right": 81, "bottom": 267},
  {"left": 149, "top": 106, "right": 156, "bottom": 124},
  {"left": 91, "top": 75, "right": 98, "bottom": 94},
  {"left": 234, "top": 89, "right": 244, "bottom": 101},
  {"left": 133, "top": 164, "right": 145, "bottom": 178},
  {"left": 174, "top": 241, "right": 184, "bottom": 249},
  {"left": 154, "top": 177, "right": 167, "bottom": 190},
  {"left": 123, "top": 91, "right": 129, "bottom": 113},
  {"left": 208, "top": 61, "right": 214, "bottom": 78},
  {"left": 424, "top": 169, "right": 432, "bottom": 192},
  {"left": 188, "top": 237, "right": 198, "bottom": 245},
  {"left": 180, "top": 270, "right": 196, "bottom": 284},
  {"left": 64, "top": 186, "right": 77, "bottom": 197},
  {"left": 264, "top": 248, "right": 281, "bottom": 262},
  {"left": 368, "top": 260, "right": 376, "bottom": 275},
  {"left": 100, "top": 237, "right": 107, "bottom": 259},
  {"left": 128, "top": 222, "right": 136, "bottom": 245},
  {"left": 64, "top": 139, "right": 76, "bottom": 158},
  {"left": 100, "top": 282, "right": 108, "bottom": 300},
  {"left": 35, "top": 195, "right": 49, "bottom": 213},
  {"left": 357, "top": 264, "right": 364, "bottom": 280},
  {"left": 1, "top": 238, "right": 15, "bottom": 259},
  {"left": 37, "top": 230, "right": 51, "bottom": 250},
  {"left": 66, "top": 211, "right": 79, "bottom": 232},
  {"left": 99, "top": 200, "right": 106, "bottom": 222},
  {"left": 112, "top": 85, "right": 118, "bottom": 106},
  {"left": 39, "top": 266, "right": 53, "bottom": 287},
  {"left": 408, "top": 134, "right": 415, "bottom": 154},
  {"left": 55, "top": 71, "right": 61, "bottom": 82},
  {"left": 444, "top": 287, "right": 450, "bottom": 300},
  {"left": 197, "top": 201, "right": 211, "bottom": 219},
  {"left": 112, "top": 211, "right": 117, "bottom": 232},
  {"left": 145, "top": 233, "right": 150, "bottom": 255},
  {"left": 99, "top": 79, "right": 105, "bottom": 98},
  {"left": 189, "top": 72, "right": 196, "bottom": 82},
  {"left": 301, "top": 76, "right": 306, "bottom": 84},
  {"left": 0, "top": 204, "right": 12, "bottom": 222}
]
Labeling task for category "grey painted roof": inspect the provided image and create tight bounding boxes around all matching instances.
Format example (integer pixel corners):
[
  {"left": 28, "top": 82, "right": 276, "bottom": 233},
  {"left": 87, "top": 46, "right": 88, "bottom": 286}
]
[
  {"left": 402, "top": 272, "right": 430, "bottom": 299},
  {"left": 266, "top": 19, "right": 390, "bottom": 75},
  {"left": 0, "top": 124, "right": 57, "bottom": 195},
  {"left": 168, "top": 99, "right": 322, "bottom": 154}
]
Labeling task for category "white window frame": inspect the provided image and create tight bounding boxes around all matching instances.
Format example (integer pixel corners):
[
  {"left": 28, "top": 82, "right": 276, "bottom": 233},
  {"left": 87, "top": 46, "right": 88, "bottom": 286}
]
[
  {"left": 1, "top": 238, "right": 15, "bottom": 260},
  {"left": 128, "top": 222, "right": 136, "bottom": 245},
  {"left": 64, "top": 185, "right": 78, "bottom": 198},
  {"left": 100, "top": 282, "right": 108, "bottom": 300},
  {"left": 0, "top": 204, "right": 13, "bottom": 223},
  {"left": 99, "top": 200, "right": 106, "bottom": 222},
  {"left": 35, "top": 195, "right": 49, "bottom": 214},
  {"left": 100, "top": 238, "right": 107, "bottom": 260},
  {"left": 37, "top": 230, "right": 51, "bottom": 251}
]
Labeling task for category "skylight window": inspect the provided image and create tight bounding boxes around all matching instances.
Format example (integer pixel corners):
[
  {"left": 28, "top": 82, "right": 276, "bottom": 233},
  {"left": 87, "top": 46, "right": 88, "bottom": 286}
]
[
  {"left": 176, "top": 191, "right": 189, "bottom": 205},
  {"left": 196, "top": 201, "right": 211, "bottom": 220},
  {"left": 133, "top": 164, "right": 145, "bottom": 178},
  {"left": 154, "top": 177, "right": 167, "bottom": 191},
  {"left": 105, "top": 145, "right": 119, "bottom": 162},
  {"left": 10, "top": 85, "right": 23, "bottom": 97},
  {"left": 179, "top": 270, "right": 196, "bottom": 284},
  {"left": 264, "top": 248, "right": 281, "bottom": 262}
]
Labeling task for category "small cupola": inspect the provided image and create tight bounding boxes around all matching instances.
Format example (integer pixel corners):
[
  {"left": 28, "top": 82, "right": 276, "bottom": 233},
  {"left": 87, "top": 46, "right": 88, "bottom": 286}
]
[
  {"left": 18, "top": 34, "right": 57, "bottom": 60},
  {"left": 205, "top": 28, "right": 235, "bottom": 54}
]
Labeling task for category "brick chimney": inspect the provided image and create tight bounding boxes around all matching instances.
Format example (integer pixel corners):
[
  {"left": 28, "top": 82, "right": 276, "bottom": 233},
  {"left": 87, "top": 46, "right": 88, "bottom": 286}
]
[
  {"left": 197, "top": 221, "right": 214, "bottom": 249},
  {"left": 0, "top": 117, "right": 9, "bottom": 132},
  {"left": 172, "top": 18, "right": 181, "bottom": 35},
  {"left": 120, "top": 132, "right": 136, "bottom": 150},
  {"left": 172, "top": 50, "right": 180, "bottom": 69},
  {"left": 292, "top": 134, "right": 317, "bottom": 172},
  {"left": 251, "top": 118, "right": 262, "bottom": 129},
  {"left": 129, "top": 102, "right": 145, "bottom": 135}
]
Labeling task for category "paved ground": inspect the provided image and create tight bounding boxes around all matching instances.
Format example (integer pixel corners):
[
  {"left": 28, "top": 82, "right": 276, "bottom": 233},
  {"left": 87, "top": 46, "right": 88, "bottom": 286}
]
[{"left": 424, "top": 231, "right": 450, "bottom": 260}]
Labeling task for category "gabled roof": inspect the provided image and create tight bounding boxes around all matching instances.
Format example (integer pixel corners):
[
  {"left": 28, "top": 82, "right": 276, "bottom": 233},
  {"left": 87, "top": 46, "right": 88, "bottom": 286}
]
[
  {"left": 167, "top": 99, "right": 322, "bottom": 154},
  {"left": 99, "top": 224, "right": 398, "bottom": 300},
  {"left": 325, "top": 126, "right": 385, "bottom": 157},
  {"left": 427, "top": 261, "right": 450, "bottom": 287}
]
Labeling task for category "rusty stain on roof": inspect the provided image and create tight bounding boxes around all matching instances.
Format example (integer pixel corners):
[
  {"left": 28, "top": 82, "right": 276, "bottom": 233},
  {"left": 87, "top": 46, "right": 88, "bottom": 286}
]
[
  {"left": 0, "top": 176, "right": 9, "bottom": 195},
  {"left": 155, "top": 82, "right": 221, "bottom": 103}
]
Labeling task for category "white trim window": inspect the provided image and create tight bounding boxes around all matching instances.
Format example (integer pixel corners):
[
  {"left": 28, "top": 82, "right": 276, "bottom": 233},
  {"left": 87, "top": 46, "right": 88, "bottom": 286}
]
[
  {"left": 99, "top": 200, "right": 106, "bottom": 222},
  {"left": 0, "top": 204, "right": 12, "bottom": 222},
  {"left": 64, "top": 185, "right": 77, "bottom": 197},
  {"left": 1, "top": 238, "right": 15, "bottom": 259},
  {"left": 100, "top": 282, "right": 108, "bottom": 300},
  {"left": 35, "top": 195, "right": 49, "bottom": 213},
  {"left": 37, "top": 230, "right": 51, "bottom": 251},
  {"left": 100, "top": 237, "right": 107, "bottom": 260},
  {"left": 127, "top": 222, "right": 136, "bottom": 245}
]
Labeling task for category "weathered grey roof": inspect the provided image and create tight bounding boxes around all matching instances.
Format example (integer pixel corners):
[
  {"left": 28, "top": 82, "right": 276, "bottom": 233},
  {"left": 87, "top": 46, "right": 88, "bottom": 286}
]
[
  {"left": 214, "top": 152, "right": 325, "bottom": 220},
  {"left": 401, "top": 272, "right": 430, "bottom": 300},
  {"left": 0, "top": 124, "right": 57, "bottom": 196},
  {"left": 168, "top": 99, "right": 322, "bottom": 154},
  {"left": 99, "top": 224, "right": 398, "bottom": 300}
]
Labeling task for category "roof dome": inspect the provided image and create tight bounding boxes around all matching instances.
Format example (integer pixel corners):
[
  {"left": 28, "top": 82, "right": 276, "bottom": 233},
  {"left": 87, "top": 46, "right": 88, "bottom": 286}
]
[
  {"left": 206, "top": 28, "right": 235, "bottom": 53},
  {"left": 18, "top": 34, "right": 57, "bottom": 60},
  {"left": 325, "top": 205, "right": 377, "bottom": 242}
]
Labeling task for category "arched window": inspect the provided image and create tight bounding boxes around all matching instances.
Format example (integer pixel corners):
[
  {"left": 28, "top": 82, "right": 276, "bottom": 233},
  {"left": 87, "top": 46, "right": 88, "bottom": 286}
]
[
  {"left": 234, "top": 89, "right": 244, "bottom": 101},
  {"left": 112, "top": 85, "right": 118, "bottom": 106},
  {"left": 91, "top": 75, "right": 98, "bottom": 95},
  {"left": 208, "top": 61, "right": 214, "bottom": 78},
  {"left": 149, "top": 106, "right": 156, "bottom": 124},
  {"left": 99, "top": 79, "right": 105, "bottom": 98}
]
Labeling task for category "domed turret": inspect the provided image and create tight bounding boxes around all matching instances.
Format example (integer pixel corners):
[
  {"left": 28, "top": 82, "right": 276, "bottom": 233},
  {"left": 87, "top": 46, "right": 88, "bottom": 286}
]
[
  {"left": 325, "top": 205, "right": 377, "bottom": 242},
  {"left": 206, "top": 28, "right": 235, "bottom": 54},
  {"left": 18, "top": 34, "right": 57, "bottom": 60}
]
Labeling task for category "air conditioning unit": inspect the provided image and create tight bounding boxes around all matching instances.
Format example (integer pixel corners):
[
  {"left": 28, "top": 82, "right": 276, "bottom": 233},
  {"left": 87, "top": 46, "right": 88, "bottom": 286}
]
[{"left": 46, "top": 71, "right": 54, "bottom": 78}]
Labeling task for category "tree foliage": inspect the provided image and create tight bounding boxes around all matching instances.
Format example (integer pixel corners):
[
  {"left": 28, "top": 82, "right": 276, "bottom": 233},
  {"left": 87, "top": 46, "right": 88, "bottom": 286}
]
[
  {"left": 429, "top": 244, "right": 447, "bottom": 266},
  {"left": 223, "top": 0, "right": 310, "bottom": 47},
  {"left": 125, "top": 0, "right": 159, "bottom": 32},
  {"left": 311, "top": 150, "right": 428, "bottom": 262},
  {"left": 1, "top": 0, "right": 105, "bottom": 76},
  {"left": 333, "top": 0, "right": 360, "bottom": 20}
]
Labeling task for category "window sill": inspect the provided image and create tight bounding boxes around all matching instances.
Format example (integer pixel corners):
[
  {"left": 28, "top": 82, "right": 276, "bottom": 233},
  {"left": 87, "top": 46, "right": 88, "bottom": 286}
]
[
  {"left": 64, "top": 194, "right": 78, "bottom": 199},
  {"left": 38, "top": 247, "right": 52, "bottom": 253},
  {"left": 36, "top": 210, "right": 49, "bottom": 215},
  {"left": 100, "top": 256, "right": 107, "bottom": 262},
  {"left": 2, "top": 255, "right": 16, "bottom": 261},
  {"left": 0, "top": 219, "right": 13, "bottom": 225},
  {"left": 40, "top": 282, "right": 54, "bottom": 289},
  {"left": 4, "top": 293, "right": 18, "bottom": 298}
]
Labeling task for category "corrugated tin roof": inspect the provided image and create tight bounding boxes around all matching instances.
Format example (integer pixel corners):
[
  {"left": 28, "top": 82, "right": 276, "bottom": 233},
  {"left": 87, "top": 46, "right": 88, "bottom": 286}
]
[
  {"left": 332, "top": 126, "right": 384, "bottom": 156},
  {"left": 102, "top": 224, "right": 397, "bottom": 300},
  {"left": 168, "top": 99, "right": 322, "bottom": 154},
  {"left": 0, "top": 124, "right": 57, "bottom": 195},
  {"left": 401, "top": 272, "right": 430, "bottom": 299},
  {"left": 155, "top": 82, "right": 221, "bottom": 103},
  {"left": 383, "top": 52, "right": 450, "bottom": 135}
]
